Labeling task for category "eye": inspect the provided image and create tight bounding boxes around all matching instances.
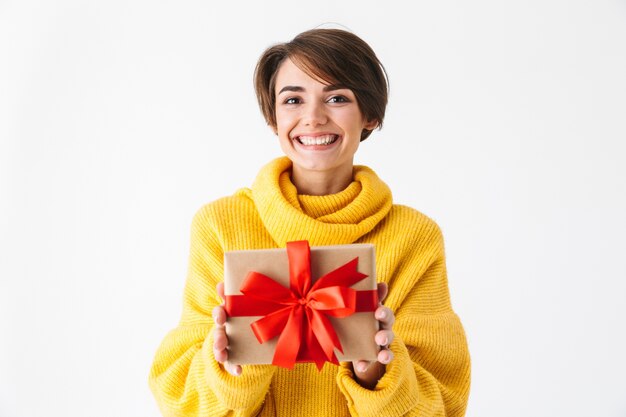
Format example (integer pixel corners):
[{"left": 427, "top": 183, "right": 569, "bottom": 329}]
[
  {"left": 284, "top": 97, "right": 301, "bottom": 105},
  {"left": 327, "top": 95, "right": 349, "bottom": 103}
]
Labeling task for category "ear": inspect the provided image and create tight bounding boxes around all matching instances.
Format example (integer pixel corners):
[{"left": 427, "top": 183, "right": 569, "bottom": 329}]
[{"left": 363, "top": 119, "right": 379, "bottom": 131}]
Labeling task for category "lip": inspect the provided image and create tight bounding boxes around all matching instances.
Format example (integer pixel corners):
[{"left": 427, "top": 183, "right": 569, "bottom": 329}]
[
  {"left": 291, "top": 132, "right": 340, "bottom": 140},
  {"left": 292, "top": 133, "right": 342, "bottom": 151}
]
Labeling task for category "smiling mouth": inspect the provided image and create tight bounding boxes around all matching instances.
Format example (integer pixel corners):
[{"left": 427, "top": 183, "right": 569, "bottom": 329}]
[{"left": 294, "top": 134, "right": 339, "bottom": 146}]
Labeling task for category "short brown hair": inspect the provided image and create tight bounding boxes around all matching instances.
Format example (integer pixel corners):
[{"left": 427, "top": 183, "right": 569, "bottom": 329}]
[{"left": 254, "top": 29, "right": 389, "bottom": 141}]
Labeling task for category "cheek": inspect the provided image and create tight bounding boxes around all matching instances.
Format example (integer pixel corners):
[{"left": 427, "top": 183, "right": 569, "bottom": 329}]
[
  {"left": 275, "top": 111, "right": 294, "bottom": 134},
  {"left": 335, "top": 108, "right": 365, "bottom": 130}
]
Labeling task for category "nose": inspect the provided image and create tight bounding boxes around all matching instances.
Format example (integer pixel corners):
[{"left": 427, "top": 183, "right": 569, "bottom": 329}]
[{"left": 303, "top": 101, "right": 328, "bottom": 127}]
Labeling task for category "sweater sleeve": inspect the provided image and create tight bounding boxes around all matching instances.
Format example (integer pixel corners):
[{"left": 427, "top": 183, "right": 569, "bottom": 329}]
[
  {"left": 336, "top": 223, "right": 471, "bottom": 417},
  {"left": 148, "top": 206, "right": 276, "bottom": 417}
]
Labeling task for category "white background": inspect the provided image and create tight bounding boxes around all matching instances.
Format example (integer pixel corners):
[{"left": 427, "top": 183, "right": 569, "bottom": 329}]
[{"left": 1, "top": 1, "right": 625, "bottom": 416}]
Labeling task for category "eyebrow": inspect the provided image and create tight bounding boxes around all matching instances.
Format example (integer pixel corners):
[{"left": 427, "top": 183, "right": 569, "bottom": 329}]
[{"left": 277, "top": 84, "right": 348, "bottom": 95}]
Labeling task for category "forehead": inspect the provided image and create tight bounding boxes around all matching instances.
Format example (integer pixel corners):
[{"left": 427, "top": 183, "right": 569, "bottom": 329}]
[{"left": 274, "top": 58, "right": 334, "bottom": 92}]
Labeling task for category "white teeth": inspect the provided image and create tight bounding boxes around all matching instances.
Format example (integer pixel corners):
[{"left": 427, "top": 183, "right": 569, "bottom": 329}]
[{"left": 296, "top": 134, "right": 338, "bottom": 146}]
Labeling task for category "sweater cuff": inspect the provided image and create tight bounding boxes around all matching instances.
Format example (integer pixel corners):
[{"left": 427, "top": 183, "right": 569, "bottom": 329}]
[
  {"left": 203, "top": 328, "right": 276, "bottom": 412},
  {"left": 336, "top": 339, "right": 419, "bottom": 417}
]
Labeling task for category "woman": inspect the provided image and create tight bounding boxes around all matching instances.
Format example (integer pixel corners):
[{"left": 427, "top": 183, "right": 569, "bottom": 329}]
[{"left": 149, "top": 28, "right": 471, "bottom": 416}]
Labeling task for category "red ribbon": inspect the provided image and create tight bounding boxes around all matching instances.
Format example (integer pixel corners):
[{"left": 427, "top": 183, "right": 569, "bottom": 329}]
[{"left": 224, "top": 241, "right": 378, "bottom": 370}]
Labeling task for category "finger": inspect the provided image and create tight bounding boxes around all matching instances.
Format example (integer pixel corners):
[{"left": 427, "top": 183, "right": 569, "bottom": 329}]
[
  {"left": 375, "top": 306, "right": 395, "bottom": 329},
  {"left": 375, "top": 329, "right": 394, "bottom": 347},
  {"left": 353, "top": 360, "right": 372, "bottom": 374},
  {"left": 224, "top": 360, "right": 242, "bottom": 376},
  {"left": 377, "top": 348, "right": 394, "bottom": 365},
  {"left": 212, "top": 326, "right": 228, "bottom": 364},
  {"left": 377, "top": 282, "right": 388, "bottom": 303},
  {"left": 213, "top": 347, "right": 228, "bottom": 363},
  {"left": 213, "top": 328, "right": 228, "bottom": 351},
  {"left": 212, "top": 306, "right": 226, "bottom": 327},
  {"left": 216, "top": 282, "right": 225, "bottom": 301}
]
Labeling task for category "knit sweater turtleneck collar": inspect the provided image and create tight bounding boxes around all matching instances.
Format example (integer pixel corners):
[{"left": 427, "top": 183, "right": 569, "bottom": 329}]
[{"left": 250, "top": 157, "right": 393, "bottom": 248}]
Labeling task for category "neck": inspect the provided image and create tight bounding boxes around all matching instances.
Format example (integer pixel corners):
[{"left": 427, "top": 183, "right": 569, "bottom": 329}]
[{"left": 290, "top": 163, "right": 354, "bottom": 196}]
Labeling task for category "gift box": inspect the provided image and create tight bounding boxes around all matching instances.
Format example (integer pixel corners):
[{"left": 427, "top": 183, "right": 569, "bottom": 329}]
[{"left": 223, "top": 240, "right": 379, "bottom": 370}]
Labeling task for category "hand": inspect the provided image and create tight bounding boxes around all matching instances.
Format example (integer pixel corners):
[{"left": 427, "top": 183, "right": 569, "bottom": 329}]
[
  {"left": 352, "top": 282, "right": 395, "bottom": 389},
  {"left": 212, "top": 282, "right": 242, "bottom": 376}
]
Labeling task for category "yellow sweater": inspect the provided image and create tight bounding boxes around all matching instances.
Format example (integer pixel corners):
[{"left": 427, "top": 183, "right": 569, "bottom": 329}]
[{"left": 149, "top": 157, "right": 471, "bottom": 417}]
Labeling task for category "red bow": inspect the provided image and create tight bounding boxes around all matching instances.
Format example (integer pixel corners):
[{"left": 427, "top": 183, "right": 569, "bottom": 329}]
[{"left": 224, "top": 241, "right": 377, "bottom": 370}]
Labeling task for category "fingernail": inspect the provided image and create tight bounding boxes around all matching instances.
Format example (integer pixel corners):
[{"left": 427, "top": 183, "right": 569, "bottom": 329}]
[
  {"left": 377, "top": 310, "right": 386, "bottom": 319},
  {"left": 380, "top": 336, "right": 388, "bottom": 346},
  {"left": 358, "top": 363, "right": 368, "bottom": 373},
  {"left": 234, "top": 368, "right": 241, "bottom": 376}
]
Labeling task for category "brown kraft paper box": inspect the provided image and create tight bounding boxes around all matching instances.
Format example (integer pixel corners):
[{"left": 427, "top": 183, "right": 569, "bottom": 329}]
[{"left": 223, "top": 243, "right": 379, "bottom": 366}]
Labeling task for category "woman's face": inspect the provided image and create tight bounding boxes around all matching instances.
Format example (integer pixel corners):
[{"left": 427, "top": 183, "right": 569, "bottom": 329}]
[{"left": 273, "top": 58, "right": 377, "bottom": 175}]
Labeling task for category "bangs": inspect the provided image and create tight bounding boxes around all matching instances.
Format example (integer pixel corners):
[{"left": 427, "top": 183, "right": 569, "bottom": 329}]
[{"left": 288, "top": 53, "right": 341, "bottom": 88}]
